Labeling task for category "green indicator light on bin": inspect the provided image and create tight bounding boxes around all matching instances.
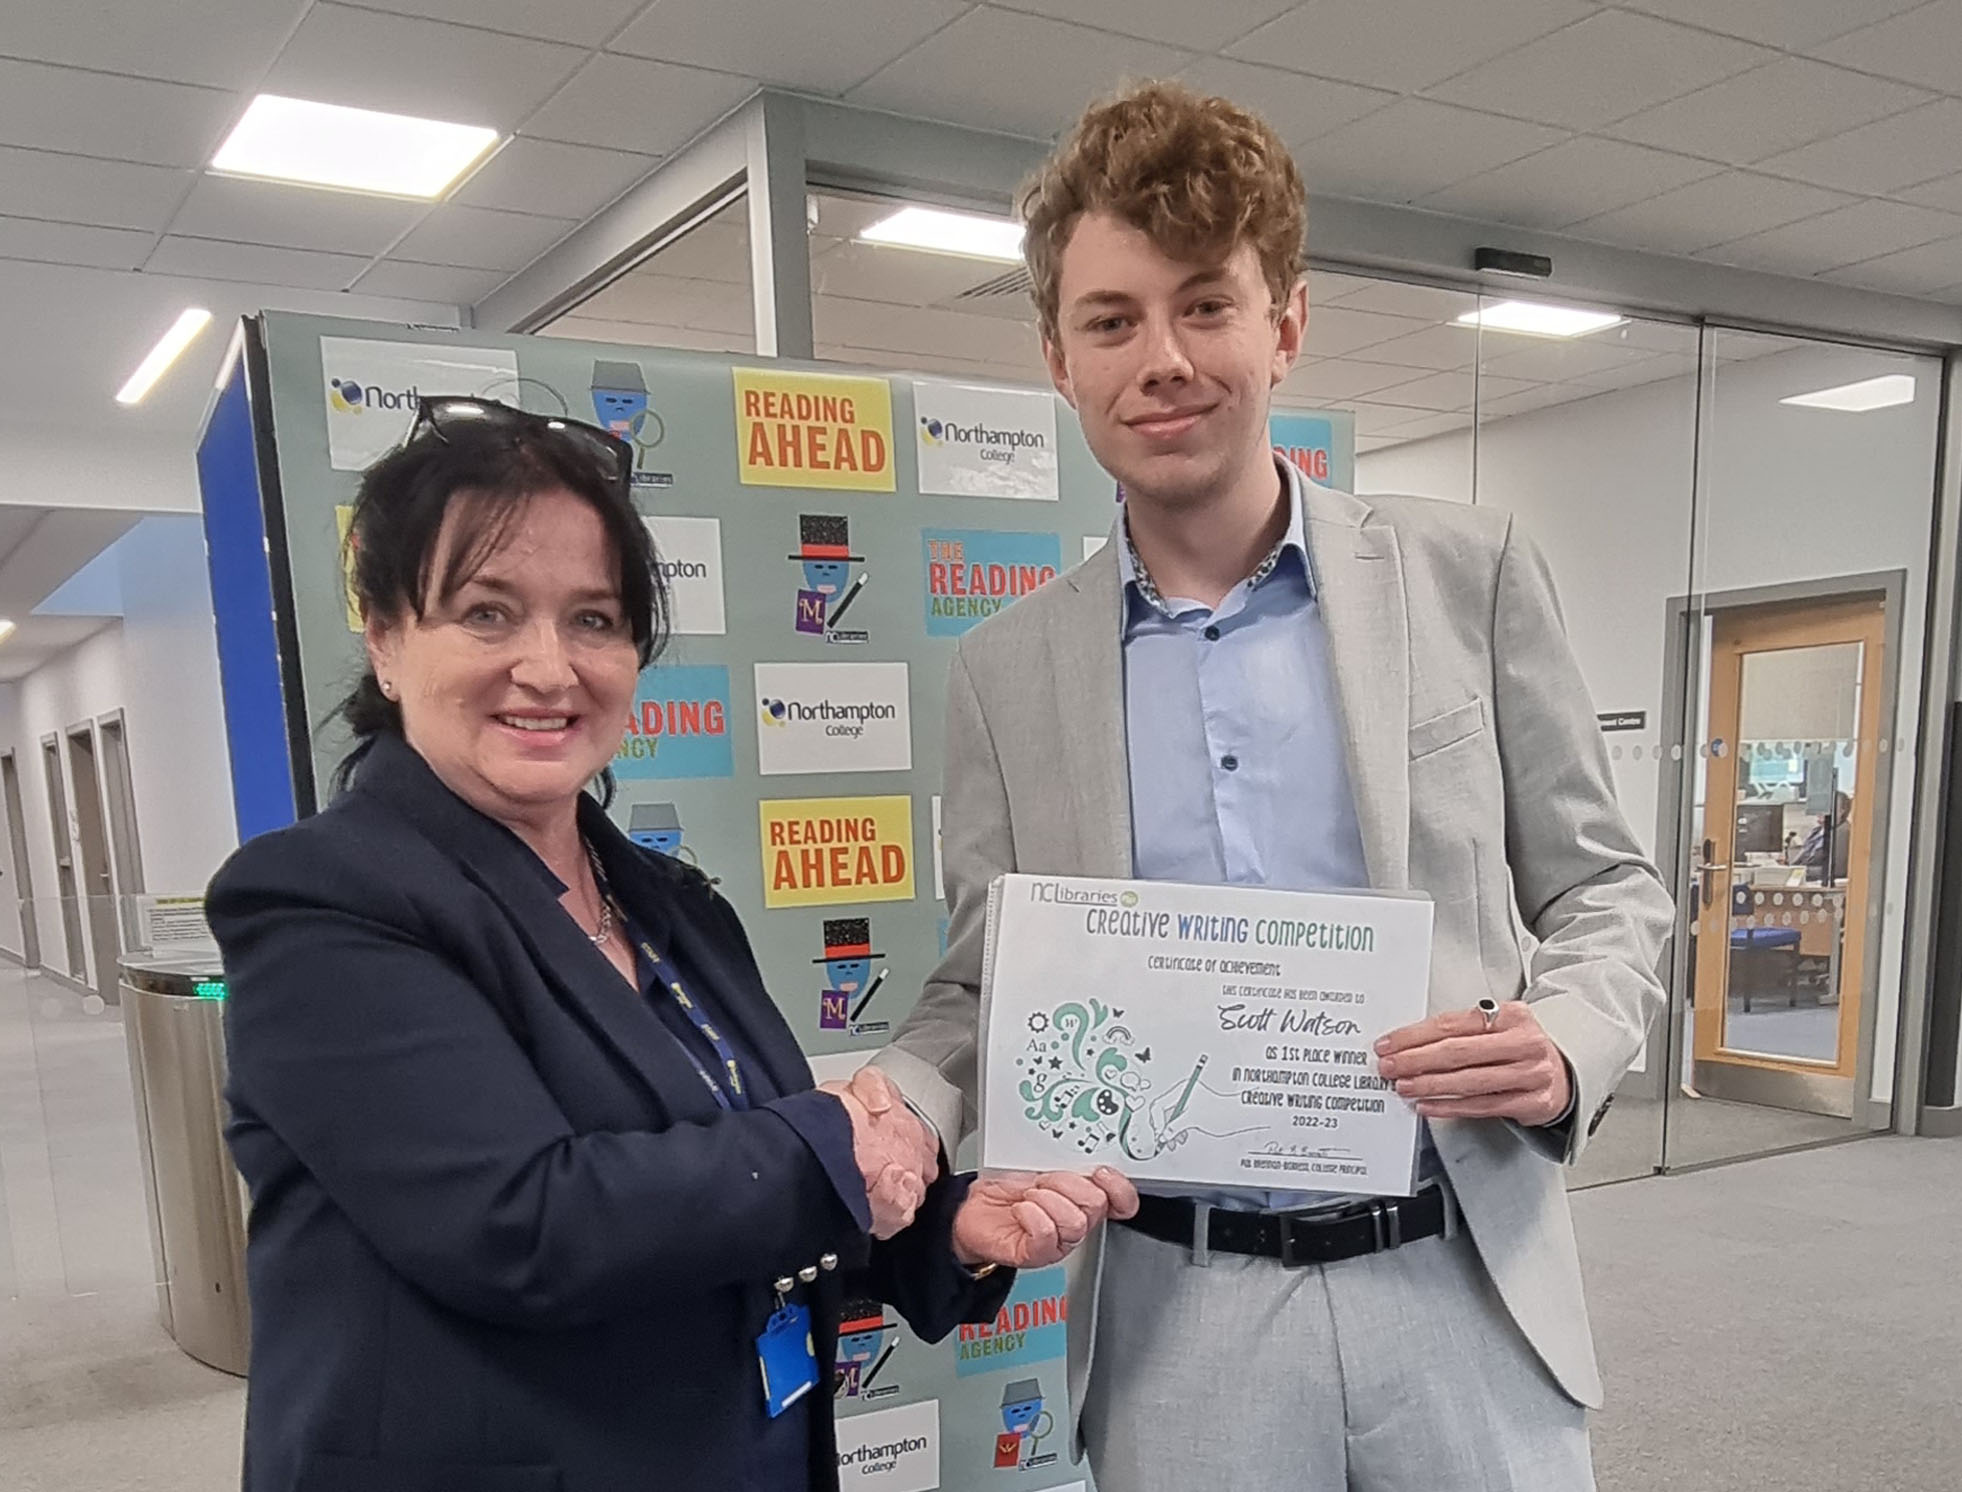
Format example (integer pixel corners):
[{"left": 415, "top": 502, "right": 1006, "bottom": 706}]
[{"left": 192, "top": 979, "right": 227, "bottom": 1001}]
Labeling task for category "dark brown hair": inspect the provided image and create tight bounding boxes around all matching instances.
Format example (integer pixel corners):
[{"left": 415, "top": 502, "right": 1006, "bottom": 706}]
[
  {"left": 332, "top": 420, "right": 667, "bottom": 791},
  {"left": 1021, "top": 79, "right": 1307, "bottom": 341}
]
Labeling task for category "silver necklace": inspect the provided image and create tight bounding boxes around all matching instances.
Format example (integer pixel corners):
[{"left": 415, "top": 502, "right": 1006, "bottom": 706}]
[{"left": 582, "top": 842, "right": 615, "bottom": 948}]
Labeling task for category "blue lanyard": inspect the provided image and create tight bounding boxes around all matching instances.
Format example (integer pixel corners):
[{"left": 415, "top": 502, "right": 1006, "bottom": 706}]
[
  {"left": 590, "top": 853, "right": 749, "bottom": 1111},
  {"left": 638, "top": 940, "right": 749, "bottom": 1111}
]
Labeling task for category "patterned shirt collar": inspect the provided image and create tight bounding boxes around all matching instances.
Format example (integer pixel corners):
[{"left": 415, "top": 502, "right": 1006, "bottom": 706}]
[{"left": 1117, "top": 457, "right": 1312, "bottom": 617}]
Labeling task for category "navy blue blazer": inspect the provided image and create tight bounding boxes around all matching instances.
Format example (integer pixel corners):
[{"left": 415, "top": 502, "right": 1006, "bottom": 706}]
[{"left": 207, "top": 733, "right": 1009, "bottom": 1492}]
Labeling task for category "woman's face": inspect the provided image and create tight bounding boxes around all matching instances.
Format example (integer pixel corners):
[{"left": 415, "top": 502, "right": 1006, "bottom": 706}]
[{"left": 367, "top": 486, "right": 640, "bottom": 828}]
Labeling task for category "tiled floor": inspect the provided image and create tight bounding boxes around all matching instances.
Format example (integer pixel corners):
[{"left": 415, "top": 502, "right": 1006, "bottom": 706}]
[{"left": 3, "top": 955, "right": 1955, "bottom": 1491}]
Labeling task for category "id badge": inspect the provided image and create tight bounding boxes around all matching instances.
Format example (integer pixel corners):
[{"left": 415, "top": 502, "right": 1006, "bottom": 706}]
[{"left": 758, "top": 1303, "right": 818, "bottom": 1419}]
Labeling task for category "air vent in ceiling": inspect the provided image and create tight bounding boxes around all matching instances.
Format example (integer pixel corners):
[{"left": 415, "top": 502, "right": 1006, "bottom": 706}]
[{"left": 955, "top": 266, "right": 1033, "bottom": 301}]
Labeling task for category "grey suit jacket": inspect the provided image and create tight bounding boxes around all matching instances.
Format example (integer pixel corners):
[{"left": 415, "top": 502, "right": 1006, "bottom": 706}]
[{"left": 874, "top": 480, "right": 1675, "bottom": 1424}]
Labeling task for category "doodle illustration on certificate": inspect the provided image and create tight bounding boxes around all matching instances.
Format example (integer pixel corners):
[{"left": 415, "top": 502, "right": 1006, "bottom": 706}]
[{"left": 1014, "top": 999, "right": 1266, "bottom": 1161}]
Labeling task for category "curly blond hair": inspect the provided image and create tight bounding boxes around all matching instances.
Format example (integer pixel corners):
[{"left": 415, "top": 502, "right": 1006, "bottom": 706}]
[{"left": 1021, "top": 80, "right": 1307, "bottom": 342}]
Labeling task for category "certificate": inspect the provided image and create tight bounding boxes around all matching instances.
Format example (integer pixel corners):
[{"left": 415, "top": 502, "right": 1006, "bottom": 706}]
[{"left": 978, "top": 874, "right": 1433, "bottom": 1197}]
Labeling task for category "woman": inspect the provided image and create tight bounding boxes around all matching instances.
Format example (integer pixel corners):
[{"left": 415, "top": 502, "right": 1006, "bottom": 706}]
[{"left": 207, "top": 397, "right": 1135, "bottom": 1492}]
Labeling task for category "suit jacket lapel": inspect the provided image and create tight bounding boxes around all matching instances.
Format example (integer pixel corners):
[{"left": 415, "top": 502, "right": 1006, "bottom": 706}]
[
  {"left": 1302, "top": 484, "right": 1411, "bottom": 890},
  {"left": 1050, "top": 537, "right": 1134, "bottom": 877},
  {"left": 353, "top": 736, "right": 727, "bottom": 1122},
  {"left": 585, "top": 804, "right": 815, "bottom": 1100}
]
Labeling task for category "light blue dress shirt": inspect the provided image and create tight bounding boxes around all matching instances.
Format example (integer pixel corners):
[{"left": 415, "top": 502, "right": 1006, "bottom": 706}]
[{"left": 1120, "top": 459, "right": 1433, "bottom": 1212}]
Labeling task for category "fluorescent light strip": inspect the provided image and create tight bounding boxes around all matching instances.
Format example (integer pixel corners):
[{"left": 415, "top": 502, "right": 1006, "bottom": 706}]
[
  {"left": 116, "top": 308, "right": 212, "bottom": 405},
  {"left": 0, "top": 619, "right": 15, "bottom": 646},
  {"left": 212, "top": 94, "right": 499, "bottom": 199},
  {"left": 1456, "top": 301, "right": 1627, "bottom": 338},
  {"left": 1780, "top": 374, "right": 1916, "bottom": 413},
  {"left": 858, "top": 205, "right": 1024, "bottom": 263}
]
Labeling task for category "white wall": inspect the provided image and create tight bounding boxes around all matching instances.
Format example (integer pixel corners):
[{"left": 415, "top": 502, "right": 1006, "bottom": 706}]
[
  {"left": 0, "top": 517, "right": 235, "bottom": 978},
  {"left": 1358, "top": 337, "right": 1942, "bottom": 1107}
]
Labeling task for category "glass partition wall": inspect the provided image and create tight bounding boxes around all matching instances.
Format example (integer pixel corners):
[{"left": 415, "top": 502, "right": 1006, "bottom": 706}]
[{"left": 545, "top": 209, "right": 1946, "bottom": 1187}]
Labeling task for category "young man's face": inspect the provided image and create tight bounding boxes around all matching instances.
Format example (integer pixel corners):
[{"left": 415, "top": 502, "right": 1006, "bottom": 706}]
[{"left": 1043, "top": 210, "right": 1305, "bottom": 511}]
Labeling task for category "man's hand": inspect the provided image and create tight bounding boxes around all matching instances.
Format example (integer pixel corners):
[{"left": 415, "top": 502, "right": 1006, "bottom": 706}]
[
  {"left": 1375, "top": 1000, "right": 1572, "bottom": 1126},
  {"left": 821, "top": 1069, "right": 938, "bottom": 1240},
  {"left": 951, "top": 1169, "right": 1141, "bottom": 1271}
]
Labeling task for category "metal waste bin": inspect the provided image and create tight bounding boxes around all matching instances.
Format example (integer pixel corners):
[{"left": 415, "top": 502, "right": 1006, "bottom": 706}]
[{"left": 121, "top": 954, "right": 250, "bottom": 1376}]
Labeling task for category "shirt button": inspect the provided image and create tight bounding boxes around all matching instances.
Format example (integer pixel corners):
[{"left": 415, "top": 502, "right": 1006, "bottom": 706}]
[
  {"left": 1203, "top": 624, "right": 1221, "bottom": 641},
  {"left": 1221, "top": 754, "right": 1239, "bottom": 771}
]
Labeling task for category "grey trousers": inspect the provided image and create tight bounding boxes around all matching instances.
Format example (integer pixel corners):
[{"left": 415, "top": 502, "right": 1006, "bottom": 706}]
[{"left": 1080, "top": 1209, "right": 1595, "bottom": 1491}]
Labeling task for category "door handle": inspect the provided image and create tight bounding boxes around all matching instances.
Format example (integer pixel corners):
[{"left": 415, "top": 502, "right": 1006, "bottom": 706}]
[{"left": 1696, "top": 861, "right": 1729, "bottom": 909}]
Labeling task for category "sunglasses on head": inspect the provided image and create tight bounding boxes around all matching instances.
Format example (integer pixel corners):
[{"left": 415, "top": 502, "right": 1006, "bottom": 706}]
[{"left": 403, "top": 396, "right": 633, "bottom": 494}]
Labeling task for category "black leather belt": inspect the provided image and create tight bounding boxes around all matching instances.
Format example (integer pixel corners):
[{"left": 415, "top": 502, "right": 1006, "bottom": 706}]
[{"left": 1116, "top": 1186, "right": 1449, "bottom": 1267}]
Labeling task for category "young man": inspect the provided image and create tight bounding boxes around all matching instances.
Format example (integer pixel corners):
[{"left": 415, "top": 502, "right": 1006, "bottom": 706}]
[{"left": 866, "top": 82, "right": 1674, "bottom": 1489}]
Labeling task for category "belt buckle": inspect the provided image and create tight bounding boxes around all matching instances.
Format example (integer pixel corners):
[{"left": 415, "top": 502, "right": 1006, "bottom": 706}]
[
  {"left": 1371, "top": 1198, "right": 1402, "bottom": 1252},
  {"left": 1277, "top": 1214, "right": 1312, "bottom": 1269}
]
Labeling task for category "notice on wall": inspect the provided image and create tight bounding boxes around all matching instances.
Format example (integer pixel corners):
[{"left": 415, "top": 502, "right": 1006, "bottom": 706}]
[
  {"left": 759, "top": 795, "right": 917, "bottom": 908},
  {"left": 615, "top": 666, "right": 733, "bottom": 780},
  {"left": 913, "top": 378, "right": 1059, "bottom": 500},
  {"left": 734, "top": 368, "right": 895, "bottom": 491},
  {"left": 320, "top": 337, "right": 520, "bottom": 471},
  {"left": 645, "top": 515, "right": 727, "bottom": 636},
  {"left": 836, "top": 1399, "right": 940, "bottom": 1492},
  {"left": 755, "top": 662, "right": 913, "bottom": 776},
  {"left": 921, "top": 529, "right": 1062, "bottom": 638}
]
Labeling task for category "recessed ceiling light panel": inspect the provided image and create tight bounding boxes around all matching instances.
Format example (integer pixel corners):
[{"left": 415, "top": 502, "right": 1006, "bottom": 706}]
[
  {"left": 1455, "top": 301, "right": 1627, "bottom": 338},
  {"left": 857, "top": 205, "right": 1025, "bottom": 263},
  {"left": 211, "top": 94, "right": 499, "bottom": 198},
  {"left": 1779, "top": 374, "right": 1916, "bottom": 413}
]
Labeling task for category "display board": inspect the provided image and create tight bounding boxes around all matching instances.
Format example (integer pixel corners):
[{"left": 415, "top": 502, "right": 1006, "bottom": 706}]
[{"left": 224, "top": 309, "right": 1352, "bottom": 1490}]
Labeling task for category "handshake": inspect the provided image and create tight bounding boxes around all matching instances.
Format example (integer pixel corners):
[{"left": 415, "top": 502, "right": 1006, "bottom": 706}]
[{"left": 821, "top": 1068, "right": 1140, "bottom": 1270}]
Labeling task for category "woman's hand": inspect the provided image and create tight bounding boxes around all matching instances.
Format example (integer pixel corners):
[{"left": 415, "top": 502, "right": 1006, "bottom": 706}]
[
  {"left": 952, "top": 1168, "right": 1141, "bottom": 1270},
  {"left": 823, "top": 1077, "right": 937, "bottom": 1239}
]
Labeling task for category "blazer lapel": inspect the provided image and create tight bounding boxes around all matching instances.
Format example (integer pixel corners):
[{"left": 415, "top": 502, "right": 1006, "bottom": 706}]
[
  {"left": 1303, "top": 485, "right": 1411, "bottom": 890},
  {"left": 353, "top": 737, "right": 726, "bottom": 1121},
  {"left": 1050, "top": 537, "right": 1134, "bottom": 877},
  {"left": 585, "top": 805, "right": 815, "bottom": 1101}
]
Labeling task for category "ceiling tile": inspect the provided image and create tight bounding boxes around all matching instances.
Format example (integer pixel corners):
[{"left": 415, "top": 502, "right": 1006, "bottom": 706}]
[
  {"left": 452, "top": 138, "right": 657, "bottom": 220},
  {"left": 1301, "top": 304, "right": 1439, "bottom": 358},
  {"left": 1429, "top": 11, "right": 1772, "bottom": 131},
  {"left": 810, "top": 240, "right": 1012, "bottom": 308},
  {"left": 390, "top": 203, "right": 577, "bottom": 271},
  {"left": 1225, "top": 0, "right": 1592, "bottom": 94},
  {"left": 1755, "top": 99, "right": 1962, "bottom": 196},
  {"left": 0, "top": 215, "right": 154, "bottom": 271},
  {"left": 1566, "top": 171, "right": 1855, "bottom": 256},
  {"left": 0, "top": 59, "right": 237, "bottom": 169},
  {"left": 1303, "top": 270, "right": 1385, "bottom": 303},
  {"left": 351, "top": 260, "right": 512, "bottom": 303},
  {"left": 1818, "top": 237, "right": 1962, "bottom": 297},
  {"left": 262, "top": 3, "right": 588, "bottom": 129},
  {"left": 1355, "top": 323, "right": 1484, "bottom": 372},
  {"left": 1476, "top": 335, "right": 1672, "bottom": 384},
  {"left": 1809, "top": 2, "right": 1962, "bottom": 93},
  {"left": 1294, "top": 100, "right": 1565, "bottom": 203},
  {"left": 1616, "top": 0, "right": 1927, "bottom": 50},
  {"left": 143, "top": 236, "right": 370, "bottom": 289},
  {"left": 988, "top": 0, "right": 1295, "bottom": 52},
  {"left": 1701, "top": 201, "right": 1962, "bottom": 275},
  {"left": 1376, "top": 408, "right": 1478, "bottom": 436},
  {"left": 1478, "top": 382, "right": 1597, "bottom": 420},
  {"left": 0, "top": 0, "right": 304, "bottom": 90},
  {"left": 1573, "top": 348, "right": 1700, "bottom": 389},
  {"left": 846, "top": 9, "right": 1192, "bottom": 142},
  {"left": 349, "top": 0, "right": 646, "bottom": 47},
  {"left": 168, "top": 174, "right": 428, "bottom": 256},
  {"left": 0, "top": 147, "right": 193, "bottom": 232},
  {"left": 1604, "top": 58, "right": 1929, "bottom": 167},
  {"left": 522, "top": 55, "right": 757, "bottom": 154},
  {"left": 1279, "top": 359, "right": 1428, "bottom": 402},
  {"left": 1901, "top": 171, "right": 1962, "bottom": 216},
  {"left": 1174, "top": 58, "right": 1396, "bottom": 150},
  {"left": 612, "top": 0, "right": 968, "bottom": 95},
  {"left": 1420, "top": 137, "right": 1720, "bottom": 230},
  {"left": 1324, "top": 279, "right": 1478, "bottom": 320}
]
